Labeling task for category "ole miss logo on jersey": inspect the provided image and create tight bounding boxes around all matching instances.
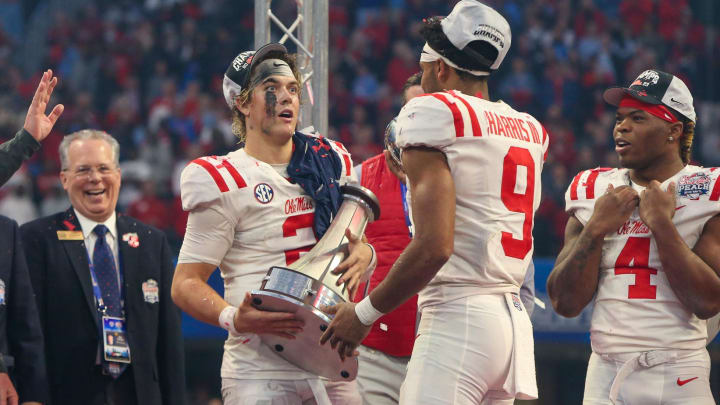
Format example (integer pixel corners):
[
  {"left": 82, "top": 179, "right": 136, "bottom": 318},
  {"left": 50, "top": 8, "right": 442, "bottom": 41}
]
[
  {"left": 254, "top": 183, "right": 274, "bottom": 204},
  {"left": 677, "top": 173, "right": 711, "bottom": 200}
]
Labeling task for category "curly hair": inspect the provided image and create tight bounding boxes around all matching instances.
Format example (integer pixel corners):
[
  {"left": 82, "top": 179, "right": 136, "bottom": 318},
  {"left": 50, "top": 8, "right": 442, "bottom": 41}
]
[
  {"left": 419, "top": 16, "right": 497, "bottom": 80},
  {"left": 679, "top": 118, "right": 695, "bottom": 164},
  {"left": 231, "top": 51, "right": 302, "bottom": 143}
]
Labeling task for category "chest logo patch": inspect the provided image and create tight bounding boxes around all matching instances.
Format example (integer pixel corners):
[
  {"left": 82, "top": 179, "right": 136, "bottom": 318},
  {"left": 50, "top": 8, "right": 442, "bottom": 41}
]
[
  {"left": 254, "top": 183, "right": 274, "bottom": 204},
  {"left": 677, "top": 173, "right": 710, "bottom": 200},
  {"left": 142, "top": 279, "right": 159, "bottom": 304}
]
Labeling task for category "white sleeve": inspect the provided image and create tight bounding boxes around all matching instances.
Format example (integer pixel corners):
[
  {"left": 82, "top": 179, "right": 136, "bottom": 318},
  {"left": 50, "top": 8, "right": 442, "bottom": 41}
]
[
  {"left": 179, "top": 157, "right": 242, "bottom": 265},
  {"left": 565, "top": 170, "right": 592, "bottom": 226},
  {"left": 180, "top": 160, "right": 223, "bottom": 211},
  {"left": 328, "top": 139, "right": 358, "bottom": 185},
  {"left": 178, "top": 206, "right": 235, "bottom": 266},
  {"left": 565, "top": 169, "right": 613, "bottom": 226},
  {"left": 354, "top": 164, "right": 362, "bottom": 184},
  {"left": 395, "top": 94, "right": 456, "bottom": 151}
]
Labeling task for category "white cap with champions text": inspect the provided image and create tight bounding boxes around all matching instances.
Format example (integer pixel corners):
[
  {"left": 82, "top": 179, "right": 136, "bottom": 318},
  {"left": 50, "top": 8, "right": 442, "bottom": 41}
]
[{"left": 441, "top": 0, "right": 511, "bottom": 71}]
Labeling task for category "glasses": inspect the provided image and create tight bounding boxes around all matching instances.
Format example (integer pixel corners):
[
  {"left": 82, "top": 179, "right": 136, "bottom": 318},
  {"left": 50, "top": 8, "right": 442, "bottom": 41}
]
[{"left": 63, "top": 165, "right": 118, "bottom": 179}]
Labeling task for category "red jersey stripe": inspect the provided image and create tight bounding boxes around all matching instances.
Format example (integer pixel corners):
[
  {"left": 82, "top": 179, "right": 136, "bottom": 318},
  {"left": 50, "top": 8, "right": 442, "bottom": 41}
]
[
  {"left": 710, "top": 175, "right": 720, "bottom": 201},
  {"left": 430, "top": 93, "right": 464, "bottom": 138},
  {"left": 585, "top": 170, "right": 602, "bottom": 199},
  {"left": 342, "top": 154, "right": 352, "bottom": 176},
  {"left": 448, "top": 91, "right": 482, "bottom": 137},
  {"left": 569, "top": 171, "right": 584, "bottom": 200},
  {"left": 332, "top": 140, "right": 349, "bottom": 153},
  {"left": 220, "top": 160, "right": 247, "bottom": 188},
  {"left": 192, "top": 158, "right": 229, "bottom": 192}
]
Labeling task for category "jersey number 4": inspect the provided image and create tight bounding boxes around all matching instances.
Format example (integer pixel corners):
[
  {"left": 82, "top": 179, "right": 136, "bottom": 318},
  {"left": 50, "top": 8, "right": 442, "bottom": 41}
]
[
  {"left": 500, "top": 147, "right": 535, "bottom": 259},
  {"left": 614, "top": 237, "right": 657, "bottom": 299}
]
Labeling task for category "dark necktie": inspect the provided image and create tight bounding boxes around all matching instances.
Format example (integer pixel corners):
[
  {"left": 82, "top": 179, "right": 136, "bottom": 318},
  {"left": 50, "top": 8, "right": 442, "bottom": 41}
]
[
  {"left": 92, "top": 225, "right": 121, "bottom": 316},
  {"left": 92, "top": 224, "right": 125, "bottom": 378}
]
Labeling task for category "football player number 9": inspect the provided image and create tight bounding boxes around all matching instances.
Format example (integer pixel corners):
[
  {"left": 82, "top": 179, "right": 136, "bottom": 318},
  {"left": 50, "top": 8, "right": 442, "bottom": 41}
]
[{"left": 500, "top": 146, "right": 535, "bottom": 260}]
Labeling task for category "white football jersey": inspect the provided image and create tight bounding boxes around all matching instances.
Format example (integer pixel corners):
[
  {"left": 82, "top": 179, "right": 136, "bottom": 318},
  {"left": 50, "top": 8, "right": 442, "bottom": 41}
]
[
  {"left": 395, "top": 90, "right": 549, "bottom": 310},
  {"left": 565, "top": 165, "right": 720, "bottom": 353},
  {"left": 178, "top": 137, "right": 355, "bottom": 380}
]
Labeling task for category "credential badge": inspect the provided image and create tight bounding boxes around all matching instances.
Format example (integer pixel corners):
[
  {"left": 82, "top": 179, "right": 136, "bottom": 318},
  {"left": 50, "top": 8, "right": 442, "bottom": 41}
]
[{"left": 142, "top": 279, "right": 159, "bottom": 304}]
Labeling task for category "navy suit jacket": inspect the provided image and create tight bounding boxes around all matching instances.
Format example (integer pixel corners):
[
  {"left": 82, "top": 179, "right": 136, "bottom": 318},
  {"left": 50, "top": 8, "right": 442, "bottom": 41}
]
[
  {"left": 0, "top": 215, "right": 48, "bottom": 402},
  {"left": 20, "top": 208, "right": 186, "bottom": 405}
]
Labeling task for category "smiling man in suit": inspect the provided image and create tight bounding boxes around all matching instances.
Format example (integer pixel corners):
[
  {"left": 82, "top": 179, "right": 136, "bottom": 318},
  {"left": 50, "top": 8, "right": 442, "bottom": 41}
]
[{"left": 20, "top": 130, "right": 186, "bottom": 405}]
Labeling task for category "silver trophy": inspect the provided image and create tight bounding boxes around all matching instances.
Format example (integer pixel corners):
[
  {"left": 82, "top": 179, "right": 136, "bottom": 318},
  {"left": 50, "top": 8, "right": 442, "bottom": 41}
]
[{"left": 251, "top": 184, "right": 381, "bottom": 381}]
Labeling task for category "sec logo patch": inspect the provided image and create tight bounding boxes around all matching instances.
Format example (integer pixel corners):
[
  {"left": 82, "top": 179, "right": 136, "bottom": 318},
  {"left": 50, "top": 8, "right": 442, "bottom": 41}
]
[{"left": 254, "top": 183, "right": 274, "bottom": 204}]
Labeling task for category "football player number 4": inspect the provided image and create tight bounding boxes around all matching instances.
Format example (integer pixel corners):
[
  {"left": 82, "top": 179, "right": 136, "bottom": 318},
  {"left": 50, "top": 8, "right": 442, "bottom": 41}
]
[
  {"left": 614, "top": 236, "right": 657, "bottom": 299},
  {"left": 500, "top": 146, "right": 535, "bottom": 259}
]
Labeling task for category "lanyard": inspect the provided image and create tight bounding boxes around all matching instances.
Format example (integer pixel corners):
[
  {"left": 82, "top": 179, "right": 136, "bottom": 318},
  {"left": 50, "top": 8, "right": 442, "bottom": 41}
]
[
  {"left": 400, "top": 182, "right": 413, "bottom": 238},
  {"left": 88, "top": 259, "right": 106, "bottom": 312}
]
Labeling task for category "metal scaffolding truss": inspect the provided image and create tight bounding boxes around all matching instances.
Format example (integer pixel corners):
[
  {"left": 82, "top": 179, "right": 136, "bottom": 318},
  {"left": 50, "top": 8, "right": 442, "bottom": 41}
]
[{"left": 255, "top": 0, "right": 329, "bottom": 137}]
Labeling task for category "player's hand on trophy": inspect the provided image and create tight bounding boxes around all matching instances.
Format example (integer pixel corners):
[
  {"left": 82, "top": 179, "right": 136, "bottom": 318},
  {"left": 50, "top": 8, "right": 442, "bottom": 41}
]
[
  {"left": 331, "top": 229, "right": 373, "bottom": 298},
  {"left": 638, "top": 181, "right": 676, "bottom": 230},
  {"left": 23, "top": 69, "right": 64, "bottom": 142},
  {"left": 586, "top": 184, "right": 639, "bottom": 235},
  {"left": 234, "top": 293, "right": 304, "bottom": 339},
  {"left": 318, "top": 302, "right": 368, "bottom": 362}
]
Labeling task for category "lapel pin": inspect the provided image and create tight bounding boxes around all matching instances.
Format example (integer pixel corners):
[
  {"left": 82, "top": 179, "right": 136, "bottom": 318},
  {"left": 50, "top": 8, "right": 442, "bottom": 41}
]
[
  {"left": 57, "top": 218, "right": 83, "bottom": 240},
  {"left": 122, "top": 232, "right": 140, "bottom": 248}
]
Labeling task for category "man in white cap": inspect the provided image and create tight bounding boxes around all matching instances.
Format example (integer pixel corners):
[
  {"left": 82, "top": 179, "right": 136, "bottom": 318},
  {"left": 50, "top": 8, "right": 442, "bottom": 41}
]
[
  {"left": 548, "top": 69, "right": 719, "bottom": 404},
  {"left": 321, "top": 1, "right": 545, "bottom": 403},
  {"left": 171, "top": 43, "right": 372, "bottom": 404}
]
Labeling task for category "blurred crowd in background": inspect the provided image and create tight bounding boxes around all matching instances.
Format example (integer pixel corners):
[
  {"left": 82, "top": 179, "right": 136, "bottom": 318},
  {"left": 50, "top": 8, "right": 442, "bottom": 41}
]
[{"left": 0, "top": 0, "right": 719, "bottom": 257}]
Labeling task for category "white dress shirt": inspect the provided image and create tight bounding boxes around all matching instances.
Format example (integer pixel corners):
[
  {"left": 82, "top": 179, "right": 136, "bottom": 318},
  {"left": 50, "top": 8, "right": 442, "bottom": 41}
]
[{"left": 74, "top": 209, "right": 121, "bottom": 290}]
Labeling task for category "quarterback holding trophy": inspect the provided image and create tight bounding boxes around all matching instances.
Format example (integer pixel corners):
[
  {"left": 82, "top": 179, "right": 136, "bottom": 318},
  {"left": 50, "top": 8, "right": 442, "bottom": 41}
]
[{"left": 171, "top": 43, "right": 374, "bottom": 405}]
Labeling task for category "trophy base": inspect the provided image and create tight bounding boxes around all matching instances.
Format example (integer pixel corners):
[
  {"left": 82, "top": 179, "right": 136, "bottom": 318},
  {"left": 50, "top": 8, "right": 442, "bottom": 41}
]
[{"left": 251, "top": 268, "right": 358, "bottom": 381}]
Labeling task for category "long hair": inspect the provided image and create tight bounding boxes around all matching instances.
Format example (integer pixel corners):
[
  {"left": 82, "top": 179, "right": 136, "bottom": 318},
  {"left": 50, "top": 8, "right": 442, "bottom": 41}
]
[{"left": 679, "top": 118, "right": 695, "bottom": 164}]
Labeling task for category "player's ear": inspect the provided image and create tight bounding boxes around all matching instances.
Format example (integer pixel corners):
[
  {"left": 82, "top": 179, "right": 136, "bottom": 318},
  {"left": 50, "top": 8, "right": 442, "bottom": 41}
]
[
  {"left": 237, "top": 92, "right": 252, "bottom": 117},
  {"left": 669, "top": 121, "right": 683, "bottom": 140},
  {"left": 436, "top": 59, "right": 450, "bottom": 83}
]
